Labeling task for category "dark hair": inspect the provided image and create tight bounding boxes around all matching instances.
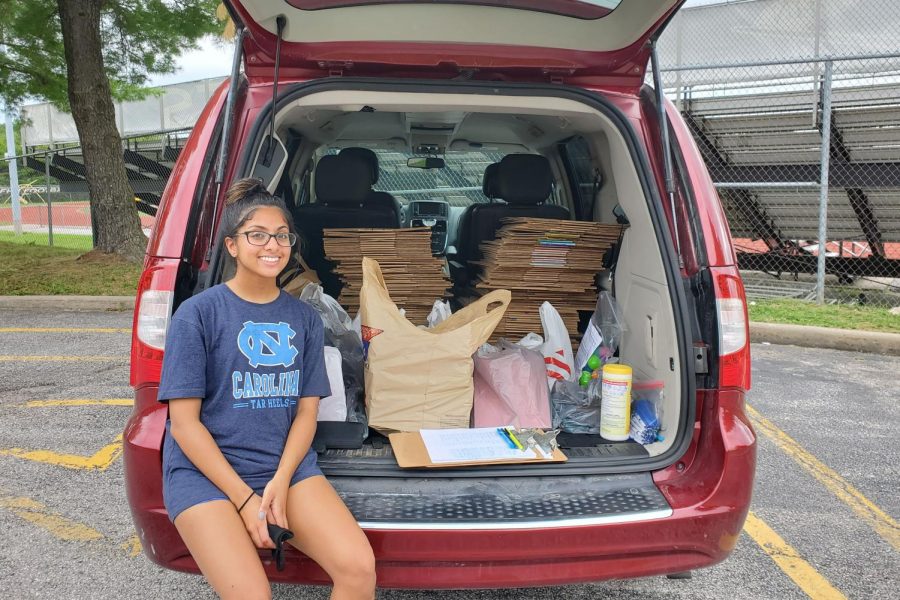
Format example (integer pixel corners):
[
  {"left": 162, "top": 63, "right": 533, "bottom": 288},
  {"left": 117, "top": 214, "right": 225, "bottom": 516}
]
[{"left": 221, "top": 178, "right": 296, "bottom": 240}]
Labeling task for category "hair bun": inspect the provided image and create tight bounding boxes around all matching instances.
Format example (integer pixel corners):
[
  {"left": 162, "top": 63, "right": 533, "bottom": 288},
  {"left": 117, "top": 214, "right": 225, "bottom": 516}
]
[{"left": 225, "top": 178, "right": 269, "bottom": 206}]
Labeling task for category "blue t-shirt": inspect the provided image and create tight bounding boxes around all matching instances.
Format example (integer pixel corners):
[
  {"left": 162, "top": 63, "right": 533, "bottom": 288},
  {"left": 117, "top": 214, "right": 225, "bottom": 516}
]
[{"left": 158, "top": 284, "right": 331, "bottom": 498}]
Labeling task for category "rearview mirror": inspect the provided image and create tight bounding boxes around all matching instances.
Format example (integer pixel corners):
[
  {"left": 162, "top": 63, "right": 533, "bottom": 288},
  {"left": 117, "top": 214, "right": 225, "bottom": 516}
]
[{"left": 407, "top": 157, "right": 446, "bottom": 169}]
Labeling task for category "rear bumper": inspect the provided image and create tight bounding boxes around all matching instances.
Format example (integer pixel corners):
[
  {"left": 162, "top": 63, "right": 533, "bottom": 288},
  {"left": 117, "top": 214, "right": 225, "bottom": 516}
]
[{"left": 124, "top": 387, "right": 755, "bottom": 588}]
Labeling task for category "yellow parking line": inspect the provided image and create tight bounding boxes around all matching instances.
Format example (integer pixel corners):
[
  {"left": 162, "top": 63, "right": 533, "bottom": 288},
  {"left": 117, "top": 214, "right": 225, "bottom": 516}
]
[
  {"left": 744, "top": 512, "right": 846, "bottom": 600},
  {"left": 0, "top": 327, "right": 130, "bottom": 333},
  {"left": 0, "top": 434, "right": 123, "bottom": 470},
  {"left": 24, "top": 399, "right": 133, "bottom": 408},
  {"left": 122, "top": 535, "right": 143, "bottom": 558},
  {"left": 0, "top": 355, "right": 127, "bottom": 362},
  {"left": 747, "top": 405, "right": 900, "bottom": 551},
  {"left": 0, "top": 493, "right": 103, "bottom": 542}
]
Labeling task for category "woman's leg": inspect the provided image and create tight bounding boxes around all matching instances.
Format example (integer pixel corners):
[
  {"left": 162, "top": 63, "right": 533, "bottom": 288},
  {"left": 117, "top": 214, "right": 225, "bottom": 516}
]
[
  {"left": 285, "top": 476, "right": 376, "bottom": 600},
  {"left": 174, "top": 499, "right": 272, "bottom": 600}
]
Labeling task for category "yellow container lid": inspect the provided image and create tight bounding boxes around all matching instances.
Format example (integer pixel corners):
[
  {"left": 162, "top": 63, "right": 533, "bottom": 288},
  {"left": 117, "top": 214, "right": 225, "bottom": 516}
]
[{"left": 602, "top": 363, "right": 633, "bottom": 376}]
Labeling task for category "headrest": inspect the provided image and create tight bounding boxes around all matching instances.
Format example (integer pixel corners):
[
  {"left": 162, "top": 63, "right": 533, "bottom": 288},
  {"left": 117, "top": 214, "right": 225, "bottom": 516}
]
[
  {"left": 482, "top": 162, "right": 500, "bottom": 199},
  {"left": 314, "top": 154, "right": 372, "bottom": 205},
  {"left": 339, "top": 147, "right": 379, "bottom": 184},
  {"left": 494, "top": 154, "right": 553, "bottom": 205}
]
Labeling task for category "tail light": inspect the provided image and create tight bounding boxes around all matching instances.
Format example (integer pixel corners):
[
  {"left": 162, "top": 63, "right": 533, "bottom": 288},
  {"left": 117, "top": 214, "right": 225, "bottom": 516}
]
[
  {"left": 130, "top": 259, "right": 179, "bottom": 389},
  {"left": 711, "top": 266, "right": 751, "bottom": 391}
]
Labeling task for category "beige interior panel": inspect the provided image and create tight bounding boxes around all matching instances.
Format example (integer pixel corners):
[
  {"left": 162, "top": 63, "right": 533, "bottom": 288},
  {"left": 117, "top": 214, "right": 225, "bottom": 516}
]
[
  {"left": 271, "top": 89, "right": 682, "bottom": 456},
  {"left": 239, "top": 0, "right": 677, "bottom": 53}
]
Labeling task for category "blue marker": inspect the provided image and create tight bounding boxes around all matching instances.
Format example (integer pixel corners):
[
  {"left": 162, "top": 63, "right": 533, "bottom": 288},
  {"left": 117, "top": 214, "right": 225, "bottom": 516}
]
[{"left": 496, "top": 428, "right": 517, "bottom": 449}]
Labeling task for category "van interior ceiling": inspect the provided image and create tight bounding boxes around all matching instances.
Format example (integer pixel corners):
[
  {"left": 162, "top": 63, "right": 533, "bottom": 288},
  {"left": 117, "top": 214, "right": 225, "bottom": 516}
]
[{"left": 241, "top": 89, "right": 684, "bottom": 462}]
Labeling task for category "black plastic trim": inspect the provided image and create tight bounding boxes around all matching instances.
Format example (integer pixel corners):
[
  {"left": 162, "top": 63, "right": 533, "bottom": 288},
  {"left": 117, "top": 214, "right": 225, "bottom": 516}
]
[
  {"left": 332, "top": 472, "right": 671, "bottom": 526},
  {"left": 640, "top": 86, "right": 720, "bottom": 388},
  {"left": 182, "top": 113, "right": 225, "bottom": 265},
  {"left": 229, "top": 77, "right": 697, "bottom": 476}
]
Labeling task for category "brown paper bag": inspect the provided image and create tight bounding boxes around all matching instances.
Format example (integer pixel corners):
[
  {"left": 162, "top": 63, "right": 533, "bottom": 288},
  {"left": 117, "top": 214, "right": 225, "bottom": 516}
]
[
  {"left": 280, "top": 254, "right": 320, "bottom": 298},
  {"left": 360, "top": 257, "right": 510, "bottom": 433}
]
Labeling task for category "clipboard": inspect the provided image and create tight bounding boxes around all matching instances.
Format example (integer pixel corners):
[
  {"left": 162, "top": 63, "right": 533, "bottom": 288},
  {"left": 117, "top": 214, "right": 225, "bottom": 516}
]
[{"left": 388, "top": 430, "right": 568, "bottom": 469}]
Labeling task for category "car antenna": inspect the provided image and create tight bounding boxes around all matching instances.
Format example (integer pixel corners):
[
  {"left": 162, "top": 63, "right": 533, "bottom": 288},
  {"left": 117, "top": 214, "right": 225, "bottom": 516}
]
[{"left": 261, "top": 15, "right": 286, "bottom": 168}]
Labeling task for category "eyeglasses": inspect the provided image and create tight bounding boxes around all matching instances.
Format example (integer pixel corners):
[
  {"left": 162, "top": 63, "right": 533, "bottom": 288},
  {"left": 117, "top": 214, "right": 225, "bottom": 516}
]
[{"left": 235, "top": 231, "right": 297, "bottom": 247}]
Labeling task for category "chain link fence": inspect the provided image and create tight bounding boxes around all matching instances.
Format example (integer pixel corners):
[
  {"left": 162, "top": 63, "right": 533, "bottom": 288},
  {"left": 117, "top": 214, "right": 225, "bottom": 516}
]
[
  {"left": 659, "top": 0, "right": 900, "bottom": 308},
  {"left": 2, "top": 77, "right": 223, "bottom": 252},
  {"left": 1, "top": 130, "right": 183, "bottom": 251}
]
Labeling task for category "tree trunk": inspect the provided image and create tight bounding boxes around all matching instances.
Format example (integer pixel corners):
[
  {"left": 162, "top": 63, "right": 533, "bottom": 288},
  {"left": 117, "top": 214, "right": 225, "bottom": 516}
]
[{"left": 57, "top": 0, "right": 147, "bottom": 264}]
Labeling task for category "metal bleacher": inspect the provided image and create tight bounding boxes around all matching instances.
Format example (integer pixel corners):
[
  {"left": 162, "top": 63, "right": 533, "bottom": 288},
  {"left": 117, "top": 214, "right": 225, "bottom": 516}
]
[
  {"left": 19, "top": 77, "right": 224, "bottom": 218},
  {"left": 682, "top": 80, "right": 900, "bottom": 279},
  {"left": 22, "top": 129, "right": 190, "bottom": 217}
]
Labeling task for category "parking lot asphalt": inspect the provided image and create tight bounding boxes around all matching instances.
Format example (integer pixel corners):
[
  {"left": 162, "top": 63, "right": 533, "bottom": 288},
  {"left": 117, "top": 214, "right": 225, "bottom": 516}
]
[{"left": 0, "top": 308, "right": 897, "bottom": 599}]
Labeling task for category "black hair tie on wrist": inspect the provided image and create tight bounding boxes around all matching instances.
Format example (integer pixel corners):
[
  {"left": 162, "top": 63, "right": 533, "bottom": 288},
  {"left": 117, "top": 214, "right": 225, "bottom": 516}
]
[{"left": 237, "top": 491, "right": 254, "bottom": 514}]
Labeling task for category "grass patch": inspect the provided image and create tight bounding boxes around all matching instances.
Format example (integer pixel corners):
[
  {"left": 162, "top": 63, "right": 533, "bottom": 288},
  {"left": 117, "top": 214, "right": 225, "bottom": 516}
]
[
  {"left": 0, "top": 230, "right": 93, "bottom": 251},
  {"left": 0, "top": 238, "right": 898, "bottom": 335},
  {"left": 0, "top": 241, "right": 141, "bottom": 296},
  {"left": 749, "top": 298, "right": 900, "bottom": 333}
]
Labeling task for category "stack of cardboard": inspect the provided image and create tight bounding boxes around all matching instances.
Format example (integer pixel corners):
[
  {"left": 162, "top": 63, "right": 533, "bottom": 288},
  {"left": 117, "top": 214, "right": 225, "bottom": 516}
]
[
  {"left": 323, "top": 227, "right": 450, "bottom": 324},
  {"left": 470, "top": 218, "right": 624, "bottom": 341}
]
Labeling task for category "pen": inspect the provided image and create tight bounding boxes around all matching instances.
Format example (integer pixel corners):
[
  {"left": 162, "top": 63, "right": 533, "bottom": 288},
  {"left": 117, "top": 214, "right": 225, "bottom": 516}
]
[
  {"left": 496, "top": 428, "right": 517, "bottom": 449},
  {"left": 504, "top": 427, "right": 525, "bottom": 450}
]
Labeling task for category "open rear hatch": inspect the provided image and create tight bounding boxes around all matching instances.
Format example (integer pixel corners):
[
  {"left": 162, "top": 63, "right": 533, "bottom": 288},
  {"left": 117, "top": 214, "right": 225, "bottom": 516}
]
[
  {"left": 208, "top": 2, "right": 694, "bottom": 528},
  {"left": 226, "top": 0, "right": 683, "bottom": 85},
  {"left": 221, "top": 78, "right": 695, "bottom": 480}
]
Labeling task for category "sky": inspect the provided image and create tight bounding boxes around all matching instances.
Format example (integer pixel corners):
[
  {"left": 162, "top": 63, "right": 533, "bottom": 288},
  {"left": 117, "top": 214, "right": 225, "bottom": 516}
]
[{"left": 147, "top": 36, "right": 234, "bottom": 88}]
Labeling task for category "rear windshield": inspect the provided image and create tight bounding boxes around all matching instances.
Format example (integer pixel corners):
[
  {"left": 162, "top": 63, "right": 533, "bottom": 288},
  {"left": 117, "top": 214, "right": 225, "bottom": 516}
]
[
  {"left": 286, "top": 0, "right": 622, "bottom": 20},
  {"left": 321, "top": 148, "right": 506, "bottom": 207}
]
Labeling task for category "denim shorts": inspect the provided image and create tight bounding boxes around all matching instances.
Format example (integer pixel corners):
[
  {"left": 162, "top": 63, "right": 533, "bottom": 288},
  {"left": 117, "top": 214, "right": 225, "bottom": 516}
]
[{"left": 163, "top": 448, "right": 322, "bottom": 523}]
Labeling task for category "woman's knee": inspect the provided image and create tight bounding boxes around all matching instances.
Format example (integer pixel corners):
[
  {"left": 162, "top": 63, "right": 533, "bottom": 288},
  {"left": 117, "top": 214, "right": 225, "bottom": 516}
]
[{"left": 333, "top": 544, "right": 376, "bottom": 590}]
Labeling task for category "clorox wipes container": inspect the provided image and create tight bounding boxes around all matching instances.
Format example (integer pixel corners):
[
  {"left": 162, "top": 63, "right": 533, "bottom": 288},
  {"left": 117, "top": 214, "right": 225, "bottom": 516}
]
[{"left": 599, "top": 364, "right": 633, "bottom": 441}]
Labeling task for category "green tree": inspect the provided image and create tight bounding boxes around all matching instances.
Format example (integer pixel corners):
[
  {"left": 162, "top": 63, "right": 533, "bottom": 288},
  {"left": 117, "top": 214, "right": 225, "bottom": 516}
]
[{"left": 0, "top": 0, "right": 222, "bottom": 262}]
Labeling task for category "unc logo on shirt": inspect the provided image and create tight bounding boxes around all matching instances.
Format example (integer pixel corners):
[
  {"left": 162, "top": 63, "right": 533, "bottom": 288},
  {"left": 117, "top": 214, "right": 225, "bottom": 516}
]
[{"left": 237, "top": 321, "right": 299, "bottom": 368}]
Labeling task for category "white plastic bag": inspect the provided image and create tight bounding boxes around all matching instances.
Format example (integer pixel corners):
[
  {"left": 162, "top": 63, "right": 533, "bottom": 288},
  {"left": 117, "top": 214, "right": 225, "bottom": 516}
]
[
  {"left": 539, "top": 301, "right": 575, "bottom": 389},
  {"left": 351, "top": 312, "right": 361, "bottom": 340},
  {"left": 516, "top": 332, "right": 544, "bottom": 352},
  {"left": 317, "top": 347, "right": 347, "bottom": 421},
  {"left": 426, "top": 299, "right": 453, "bottom": 328}
]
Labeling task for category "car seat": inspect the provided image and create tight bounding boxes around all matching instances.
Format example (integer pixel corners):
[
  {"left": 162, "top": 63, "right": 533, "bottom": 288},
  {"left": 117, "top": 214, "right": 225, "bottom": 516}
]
[
  {"left": 455, "top": 154, "right": 570, "bottom": 283},
  {"left": 293, "top": 153, "right": 401, "bottom": 296}
]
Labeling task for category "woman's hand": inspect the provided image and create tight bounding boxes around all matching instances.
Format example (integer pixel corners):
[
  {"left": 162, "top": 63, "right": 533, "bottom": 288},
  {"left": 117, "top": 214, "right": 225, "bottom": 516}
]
[
  {"left": 238, "top": 493, "right": 276, "bottom": 549},
  {"left": 260, "top": 473, "right": 291, "bottom": 530}
]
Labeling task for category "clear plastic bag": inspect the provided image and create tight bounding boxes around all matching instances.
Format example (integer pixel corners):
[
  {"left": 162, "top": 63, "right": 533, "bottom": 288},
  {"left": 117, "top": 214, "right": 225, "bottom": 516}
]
[
  {"left": 630, "top": 400, "right": 660, "bottom": 444},
  {"left": 596, "top": 291, "right": 626, "bottom": 356},
  {"left": 550, "top": 379, "right": 601, "bottom": 434},
  {"left": 299, "top": 285, "right": 367, "bottom": 427},
  {"left": 575, "top": 291, "right": 627, "bottom": 373},
  {"left": 631, "top": 380, "right": 665, "bottom": 444}
]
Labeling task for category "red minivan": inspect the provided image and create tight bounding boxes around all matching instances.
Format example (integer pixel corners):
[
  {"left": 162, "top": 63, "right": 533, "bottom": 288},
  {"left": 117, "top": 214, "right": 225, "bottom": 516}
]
[{"left": 125, "top": 0, "right": 755, "bottom": 588}]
